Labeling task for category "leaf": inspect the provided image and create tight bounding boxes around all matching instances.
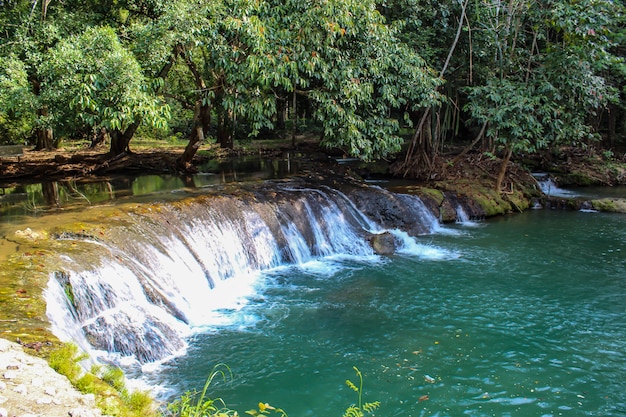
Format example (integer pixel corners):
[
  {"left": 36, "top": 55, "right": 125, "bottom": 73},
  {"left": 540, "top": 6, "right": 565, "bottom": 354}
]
[{"left": 346, "top": 379, "right": 359, "bottom": 392}]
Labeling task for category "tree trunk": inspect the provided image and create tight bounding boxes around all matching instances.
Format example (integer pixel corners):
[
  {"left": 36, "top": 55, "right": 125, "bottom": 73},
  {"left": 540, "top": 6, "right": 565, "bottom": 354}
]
[
  {"left": 451, "top": 122, "right": 487, "bottom": 165},
  {"left": 178, "top": 130, "right": 202, "bottom": 172},
  {"left": 276, "top": 96, "right": 287, "bottom": 131},
  {"left": 607, "top": 104, "right": 617, "bottom": 147},
  {"left": 397, "top": 0, "right": 468, "bottom": 177},
  {"left": 291, "top": 91, "right": 298, "bottom": 148},
  {"left": 34, "top": 106, "right": 54, "bottom": 150},
  {"left": 177, "top": 100, "right": 210, "bottom": 171},
  {"left": 109, "top": 130, "right": 127, "bottom": 156},
  {"left": 217, "top": 111, "right": 234, "bottom": 149},
  {"left": 109, "top": 121, "right": 140, "bottom": 156},
  {"left": 108, "top": 46, "right": 180, "bottom": 157},
  {"left": 199, "top": 101, "right": 211, "bottom": 138},
  {"left": 495, "top": 146, "right": 513, "bottom": 193},
  {"left": 41, "top": 181, "right": 59, "bottom": 207},
  {"left": 90, "top": 127, "right": 109, "bottom": 149},
  {"left": 34, "top": 126, "right": 54, "bottom": 151}
]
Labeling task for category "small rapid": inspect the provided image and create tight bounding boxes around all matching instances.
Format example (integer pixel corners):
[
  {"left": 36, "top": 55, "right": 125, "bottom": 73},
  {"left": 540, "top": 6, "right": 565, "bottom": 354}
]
[{"left": 44, "top": 179, "right": 443, "bottom": 365}]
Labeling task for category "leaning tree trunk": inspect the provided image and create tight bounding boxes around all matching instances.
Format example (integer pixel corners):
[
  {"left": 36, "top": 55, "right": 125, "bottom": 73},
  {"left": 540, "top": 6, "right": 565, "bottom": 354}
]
[
  {"left": 495, "top": 146, "right": 513, "bottom": 193},
  {"left": 177, "top": 100, "right": 211, "bottom": 171}
]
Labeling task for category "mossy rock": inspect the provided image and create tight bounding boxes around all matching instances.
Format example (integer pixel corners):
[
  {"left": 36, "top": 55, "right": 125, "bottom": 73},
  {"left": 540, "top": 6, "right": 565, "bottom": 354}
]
[
  {"left": 591, "top": 198, "right": 626, "bottom": 213},
  {"left": 558, "top": 172, "right": 598, "bottom": 186},
  {"left": 414, "top": 187, "right": 445, "bottom": 205},
  {"left": 435, "top": 180, "right": 517, "bottom": 217},
  {"left": 505, "top": 190, "right": 531, "bottom": 212},
  {"left": 398, "top": 187, "right": 458, "bottom": 222}
]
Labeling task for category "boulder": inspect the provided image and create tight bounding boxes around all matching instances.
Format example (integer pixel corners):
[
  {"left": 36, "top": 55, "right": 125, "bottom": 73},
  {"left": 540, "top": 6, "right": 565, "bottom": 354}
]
[{"left": 369, "top": 232, "right": 397, "bottom": 256}]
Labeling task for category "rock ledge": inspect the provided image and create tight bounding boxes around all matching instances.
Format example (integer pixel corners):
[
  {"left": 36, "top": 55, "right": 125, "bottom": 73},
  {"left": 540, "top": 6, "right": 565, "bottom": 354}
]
[{"left": 0, "top": 338, "right": 104, "bottom": 417}]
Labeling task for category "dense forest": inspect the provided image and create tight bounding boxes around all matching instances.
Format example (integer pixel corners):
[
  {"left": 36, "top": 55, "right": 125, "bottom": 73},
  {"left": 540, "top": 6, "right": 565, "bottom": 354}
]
[{"left": 1, "top": 0, "right": 625, "bottom": 179}]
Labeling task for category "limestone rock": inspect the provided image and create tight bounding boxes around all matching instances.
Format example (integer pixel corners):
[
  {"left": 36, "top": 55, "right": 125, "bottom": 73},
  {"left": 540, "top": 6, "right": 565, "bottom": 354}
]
[
  {"left": 369, "top": 232, "right": 397, "bottom": 256},
  {"left": 0, "top": 338, "right": 105, "bottom": 417}
]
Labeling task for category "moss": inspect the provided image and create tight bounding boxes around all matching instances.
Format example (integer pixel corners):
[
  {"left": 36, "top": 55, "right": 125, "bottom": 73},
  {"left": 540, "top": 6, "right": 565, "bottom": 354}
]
[
  {"left": 558, "top": 172, "right": 597, "bottom": 186},
  {"left": 472, "top": 190, "right": 511, "bottom": 216},
  {"left": 413, "top": 187, "right": 445, "bottom": 206},
  {"left": 591, "top": 198, "right": 626, "bottom": 213},
  {"left": 398, "top": 187, "right": 458, "bottom": 222},
  {"left": 435, "top": 180, "right": 515, "bottom": 217},
  {"left": 48, "top": 343, "right": 157, "bottom": 417},
  {"left": 504, "top": 190, "right": 531, "bottom": 212}
]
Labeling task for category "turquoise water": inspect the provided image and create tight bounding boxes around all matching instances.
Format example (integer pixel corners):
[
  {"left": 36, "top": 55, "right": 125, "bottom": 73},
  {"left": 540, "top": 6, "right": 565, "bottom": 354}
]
[{"left": 155, "top": 210, "right": 625, "bottom": 417}]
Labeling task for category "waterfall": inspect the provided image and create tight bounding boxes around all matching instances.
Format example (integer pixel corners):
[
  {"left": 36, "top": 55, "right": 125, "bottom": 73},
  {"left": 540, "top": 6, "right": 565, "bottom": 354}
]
[
  {"left": 533, "top": 173, "right": 577, "bottom": 198},
  {"left": 45, "top": 179, "right": 441, "bottom": 365},
  {"left": 455, "top": 205, "right": 482, "bottom": 226}
]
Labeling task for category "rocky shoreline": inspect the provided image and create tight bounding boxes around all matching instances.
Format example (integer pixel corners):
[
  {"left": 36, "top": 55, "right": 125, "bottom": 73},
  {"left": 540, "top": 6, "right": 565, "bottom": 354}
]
[{"left": 0, "top": 338, "right": 104, "bottom": 417}]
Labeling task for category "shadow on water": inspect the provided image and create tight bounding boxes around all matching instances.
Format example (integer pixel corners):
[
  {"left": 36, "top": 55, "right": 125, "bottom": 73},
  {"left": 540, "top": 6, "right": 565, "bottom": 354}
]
[{"left": 0, "top": 155, "right": 301, "bottom": 223}]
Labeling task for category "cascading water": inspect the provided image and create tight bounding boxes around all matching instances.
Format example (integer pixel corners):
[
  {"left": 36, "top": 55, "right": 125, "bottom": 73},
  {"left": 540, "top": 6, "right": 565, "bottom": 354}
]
[
  {"left": 44, "top": 179, "right": 441, "bottom": 365},
  {"left": 532, "top": 173, "right": 578, "bottom": 198}
]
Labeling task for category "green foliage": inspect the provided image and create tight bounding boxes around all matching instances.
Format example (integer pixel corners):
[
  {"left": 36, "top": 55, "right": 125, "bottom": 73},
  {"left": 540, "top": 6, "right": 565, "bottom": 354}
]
[
  {"left": 276, "top": 0, "right": 442, "bottom": 160},
  {"left": 48, "top": 343, "right": 89, "bottom": 382},
  {"left": 165, "top": 366, "right": 380, "bottom": 417},
  {"left": 2, "top": 0, "right": 625, "bottom": 158},
  {"left": 0, "top": 55, "right": 37, "bottom": 144},
  {"left": 41, "top": 26, "right": 170, "bottom": 137},
  {"left": 166, "top": 364, "right": 237, "bottom": 417},
  {"left": 246, "top": 402, "right": 288, "bottom": 417},
  {"left": 463, "top": 0, "right": 622, "bottom": 154},
  {"left": 343, "top": 367, "right": 380, "bottom": 417},
  {"left": 48, "top": 343, "right": 155, "bottom": 417}
]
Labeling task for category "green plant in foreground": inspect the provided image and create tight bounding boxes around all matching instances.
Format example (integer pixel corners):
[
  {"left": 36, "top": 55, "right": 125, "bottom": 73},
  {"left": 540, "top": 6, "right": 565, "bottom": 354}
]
[
  {"left": 166, "top": 366, "right": 378, "bottom": 417},
  {"left": 166, "top": 364, "right": 238, "bottom": 417},
  {"left": 246, "top": 402, "right": 288, "bottom": 417},
  {"left": 344, "top": 367, "right": 380, "bottom": 417}
]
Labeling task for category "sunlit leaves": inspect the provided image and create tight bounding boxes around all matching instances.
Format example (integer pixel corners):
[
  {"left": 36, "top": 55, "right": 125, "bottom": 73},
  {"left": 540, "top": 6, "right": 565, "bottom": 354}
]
[
  {"left": 0, "top": 55, "right": 38, "bottom": 143},
  {"left": 269, "top": 0, "right": 441, "bottom": 160},
  {"left": 41, "top": 26, "right": 170, "bottom": 135}
]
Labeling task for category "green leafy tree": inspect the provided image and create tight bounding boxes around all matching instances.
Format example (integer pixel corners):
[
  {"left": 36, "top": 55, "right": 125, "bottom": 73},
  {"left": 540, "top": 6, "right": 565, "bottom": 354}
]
[
  {"left": 252, "top": 0, "right": 442, "bottom": 161},
  {"left": 463, "top": 0, "right": 621, "bottom": 191},
  {"left": 41, "top": 26, "right": 170, "bottom": 155},
  {"left": 0, "top": 55, "right": 37, "bottom": 144},
  {"left": 143, "top": 0, "right": 441, "bottom": 166},
  {"left": 0, "top": 0, "right": 126, "bottom": 148},
  {"left": 293, "top": 0, "right": 442, "bottom": 160},
  {"left": 0, "top": 0, "right": 59, "bottom": 149}
]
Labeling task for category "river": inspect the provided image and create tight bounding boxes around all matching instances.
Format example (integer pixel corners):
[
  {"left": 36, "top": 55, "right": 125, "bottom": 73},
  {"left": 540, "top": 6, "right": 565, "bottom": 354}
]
[
  {"left": 146, "top": 210, "right": 625, "bottom": 417},
  {"left": 2, "top": 171, "right": 625, "bottom": 417}
]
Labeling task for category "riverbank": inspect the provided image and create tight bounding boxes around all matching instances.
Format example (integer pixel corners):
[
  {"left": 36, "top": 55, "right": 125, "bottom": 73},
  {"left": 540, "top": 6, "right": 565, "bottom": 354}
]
[
  {"left": 0, "top": 338, "right": 104, "bottom": 417},
  {"left": 0, "top": 143, "right": 624, "bottom": 417}
]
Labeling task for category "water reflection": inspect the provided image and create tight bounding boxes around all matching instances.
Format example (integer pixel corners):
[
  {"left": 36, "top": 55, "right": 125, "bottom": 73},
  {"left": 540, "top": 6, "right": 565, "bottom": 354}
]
[{"left": 0, "top": 155, "right": 301, "bottom": 221}]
